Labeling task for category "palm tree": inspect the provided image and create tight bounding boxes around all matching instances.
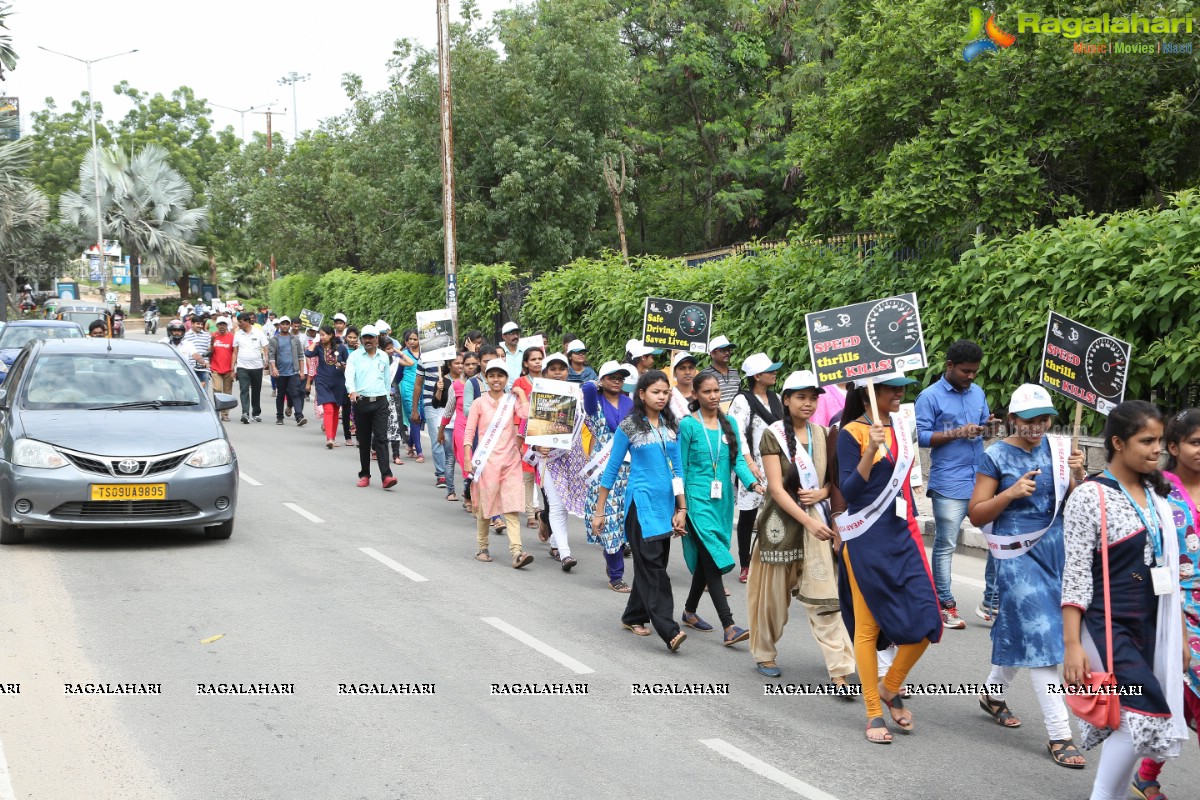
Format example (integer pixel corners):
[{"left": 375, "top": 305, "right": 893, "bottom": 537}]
[
  {"left": 60, "top": 144, "right": 208, "bottom": 312},
  {"left": 0, "top": 136, "right": 50, "bottom": 319},
  {"left": 0, "top": 2, "right": 18, "bottom": 81}
]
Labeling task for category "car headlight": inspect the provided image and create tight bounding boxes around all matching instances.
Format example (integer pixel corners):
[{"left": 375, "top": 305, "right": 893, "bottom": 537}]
[
  {"left": 185, "top": 439, "right": 233, "bottom": 468},
  {"left": 12, "top": 439, "right": 68, "bottom": 468}
]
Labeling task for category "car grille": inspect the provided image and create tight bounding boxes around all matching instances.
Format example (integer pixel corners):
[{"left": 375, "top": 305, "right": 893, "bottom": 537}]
[
  {"left": 50, "top": 500, "right": 199, "bottom": 519},
  {"left": 58, "top": 448, "right": 194, "bottom": 477}
]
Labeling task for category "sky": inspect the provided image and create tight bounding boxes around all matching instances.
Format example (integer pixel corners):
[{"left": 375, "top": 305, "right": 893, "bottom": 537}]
[{"left": 4, "top": 0, "right": 518, "bottom": 141}]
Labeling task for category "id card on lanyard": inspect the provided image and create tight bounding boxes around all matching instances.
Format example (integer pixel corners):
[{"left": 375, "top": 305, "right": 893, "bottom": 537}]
[
  {"left": 1105, "top": 470, "right": 1171, "bottom": 596},
  {"left": 694, "top": 414, "right": 723, "bottom": 499},
  {"left": 654, "top": 425, "right": 684, "bottom": 497}
]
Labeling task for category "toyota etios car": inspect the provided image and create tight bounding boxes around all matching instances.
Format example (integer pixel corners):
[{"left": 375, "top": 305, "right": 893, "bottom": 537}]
[{"left": 0, "top": 339, "right": 239, "bottom": 543}]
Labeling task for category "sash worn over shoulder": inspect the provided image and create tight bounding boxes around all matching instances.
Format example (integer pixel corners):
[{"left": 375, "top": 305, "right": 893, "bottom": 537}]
[
  {"left": 837, "top": 423, "right": 914, "bottom": 543},
  {"left": 765, "top": 421, "right": 819, "bottom": 491},
  {"left": 981, "top": 435, "right": 1069, "bottom": 560},
  {"left": 471, "top": 394, "right": 516, "bottom": 479}
]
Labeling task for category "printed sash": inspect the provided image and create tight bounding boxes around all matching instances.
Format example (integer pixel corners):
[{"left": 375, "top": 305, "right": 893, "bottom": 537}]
[
  {"left": 470, "top": 393, "right": 516, "bottom": 479},
  {"left": 836, "top": 421, "right": 915, "bottom": 543},
  {"left": 981, "top": 435, "right": 1070, "bottom": 560},
  {"left": 765, "top": 421, "right": 819, "bottom": 492}
]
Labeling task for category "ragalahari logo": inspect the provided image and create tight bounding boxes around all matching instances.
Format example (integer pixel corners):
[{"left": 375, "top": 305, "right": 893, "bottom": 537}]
[{"left": 964, "top": 7, "right": 1017, "bottom": 61}]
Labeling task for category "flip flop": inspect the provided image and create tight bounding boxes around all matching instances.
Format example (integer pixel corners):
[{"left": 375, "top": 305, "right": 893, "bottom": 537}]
[
  {"left": 622, "top": 622, "right": 651, "bottom": 636},
  {"left": 866, "top": 717, "right": 892, "bottom": 744},
  {"left": 880, "top": 684, "right": 913, "bottom": 732},
  {"left": 475, "top": 550, "right": 493, "bottom": 563}
]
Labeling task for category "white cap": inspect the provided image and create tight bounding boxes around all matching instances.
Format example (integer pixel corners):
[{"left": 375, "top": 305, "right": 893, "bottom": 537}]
[
  {"left": 217, "top": 316, "right": 231, "bottom": 327},
  {"left": 1009, "top": 383, "right": 1057, "bottom": 419},
  {"left": 708, "top": 335, "right": 734, "bottom": 352},
  {"left": 483, "top": 359, "right": 511, "bottom": 378},
  {"left": 741, "top": 352, "right": 783, "bottom": 377},
  {"left": 374, "top": 319, "right": 390, "bottom": 332},
  {"left": 333, "top": 313, "right": 347, "bottom": 323},
  {"left": 544, "top": 353, "right": 569, "bottom": 369},
  {"left": 780, "top": 370, "right": 824, "bottom": 394},
  {"left": 566, "top": 339, "right": 588, "bottom": 353},
  {"left": 360, "top": 324, "right": 380, "bottom": 337},
  {"left": 597, "top": 360, "right": 631, "bottom": 380},
  {"left": 501, "top": 321, "right": 520, "bottom": 334},
  {"left": 278, "top": 315, "right": 291, "bottom": 323},
  {"left": 625, "top": 338, "right": 663, "bottom": 360},
  {"left": 671, "top": 351, "right": 698, "bottom": 369}
]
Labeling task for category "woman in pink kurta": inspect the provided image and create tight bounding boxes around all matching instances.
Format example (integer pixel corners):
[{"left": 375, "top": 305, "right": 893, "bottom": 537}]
[{"left": 463, "top": 361, "right": 532, "bottom": 568}]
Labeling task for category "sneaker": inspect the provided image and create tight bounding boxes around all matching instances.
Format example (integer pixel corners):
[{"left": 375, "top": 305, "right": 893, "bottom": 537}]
[
  {"left": 276, "top": 418, "right": 285, "bottom": 425},
  {"left": 560, "top": 556, "right": 577, "bottom": 572},
  {"left": 382, "top": 475, "right": 398, "bottom": 489},
  {"left": 356, "top": 476, "right": 370, "bottom": 487},
  {"left": 975, "top": 603, "right": 998, "bottom": 623},
  {"left": 941, "top": 605, "right": 967, "bottom": 629},
  {"left": 252, "top": 416, "right": 262, "bottom": 422},
  {"left": 241, "top": 415, "right": 250, "bottom": 425},
  {"left": 297, "top": 417, "right": 307, "bottom": 427},
  {"left": 436, "top": 477, "right": 447, "bottom": 488}
]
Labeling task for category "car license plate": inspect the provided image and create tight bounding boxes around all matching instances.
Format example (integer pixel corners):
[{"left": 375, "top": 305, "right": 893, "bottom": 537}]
[{"left": 89, "top": 484, "right": 166, "bottom": 501}]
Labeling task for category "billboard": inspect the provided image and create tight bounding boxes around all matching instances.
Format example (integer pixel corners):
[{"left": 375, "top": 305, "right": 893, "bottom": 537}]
[{"left": 0, "top": 98, "right": 18, "bottom": 142}]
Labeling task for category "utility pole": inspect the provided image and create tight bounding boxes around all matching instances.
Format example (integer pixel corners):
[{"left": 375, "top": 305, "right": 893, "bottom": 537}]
[
  {"left": 253, "top": 108, "right": 284, "bottom": 281},
  {"left": 211, "top": 100, "right": 278, "bottom": 142},
  {"left": 277, "top": 72, "right": 310, "bottom": 141},
  {"left": 437, "top": 0, "right": 459, "bottom": 341}
]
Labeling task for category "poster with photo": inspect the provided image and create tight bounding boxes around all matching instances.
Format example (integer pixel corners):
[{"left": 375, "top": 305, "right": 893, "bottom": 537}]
[
  {"left": 525, "top": 378, "right": 581, "bottom": 449},
  {"left": 416, "top": 309, "right": 456, "bottom": 362}
]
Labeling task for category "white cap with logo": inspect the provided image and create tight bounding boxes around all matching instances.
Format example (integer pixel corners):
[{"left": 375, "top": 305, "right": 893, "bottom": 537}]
[
  {"left": 741, "top": 352, "right": 783, "bottom": 377},
  {"left": 1009, "top": 384, "right": 1058, "bottom": 419},
  {"left": 780, "top": 370, "right": 825, "bottom": 394}
]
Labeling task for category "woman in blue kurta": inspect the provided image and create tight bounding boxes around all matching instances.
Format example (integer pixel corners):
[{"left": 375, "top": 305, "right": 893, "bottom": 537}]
[
  {"left": 595, "top": 370, "right": 687, "bottom": 651},
  {"left": 678, "top": 372, "right": 760, "bottom": 645},
  {"left": 967, "top": 384, "right": 1087, "bottom": 768},
  {"left": 584, "top": 362, "right": 635, "bottom": 592},
  {"left": 305, "top": 325, "right": 349, "bottom": 449},
  {"left": 837, "top": 376, "right": 942, "bottom": 743}
]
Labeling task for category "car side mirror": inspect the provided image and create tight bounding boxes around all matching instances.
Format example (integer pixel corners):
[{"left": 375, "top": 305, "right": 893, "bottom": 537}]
[{"left": 213, "top": 393, "right": 238, "bottom": 412}]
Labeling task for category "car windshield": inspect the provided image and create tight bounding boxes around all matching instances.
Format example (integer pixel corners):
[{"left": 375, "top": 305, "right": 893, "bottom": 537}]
[
  {"left": 22, "top": 354, "right": 203, "bottom": 410},
  {"left": 0, "top": 325, "right": 83, "bottom": 349}
]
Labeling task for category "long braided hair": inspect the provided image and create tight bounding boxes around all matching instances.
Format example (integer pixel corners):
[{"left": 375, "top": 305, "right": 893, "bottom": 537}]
[
  {"left": 779, "top": 389, "right": 805, "bottom": 498},
  {"left": 690, "top": 373, "right": 736, "bottom": 469}
]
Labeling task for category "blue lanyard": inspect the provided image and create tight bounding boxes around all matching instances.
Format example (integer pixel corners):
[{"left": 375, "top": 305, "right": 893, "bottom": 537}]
[
  {"left": 693, "top": 413, "right": 723, "bottom": 474},
  {"left": 1103, "top": 470, "right": 1164, "bottom": 566},
  {"left": 653, "top": 424, "right": 677, "bottom": 478},
  {"left": 798, "top": 423, "right": 814, "bottom": 461}
]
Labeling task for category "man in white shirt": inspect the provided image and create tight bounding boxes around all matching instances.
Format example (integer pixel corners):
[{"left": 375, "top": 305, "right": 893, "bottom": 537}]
[
  {"left": 500, "top": 321, "right": 523, "bottom": 389},
  {"left": 232, "top": 312, "right": 269, "bottom": 423}
]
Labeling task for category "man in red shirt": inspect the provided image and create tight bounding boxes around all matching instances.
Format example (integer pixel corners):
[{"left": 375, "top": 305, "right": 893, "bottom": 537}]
[{"left": 209, "top": 316, "right": 236, "bottom": 421}]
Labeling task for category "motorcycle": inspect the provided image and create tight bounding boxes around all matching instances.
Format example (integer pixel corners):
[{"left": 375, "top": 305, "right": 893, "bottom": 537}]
[
  {"left": 112, "top": 312, "right": 125, "bottom": 338},
  {"left": 144, "top": 310, "right": 158, "bottom": 335}
]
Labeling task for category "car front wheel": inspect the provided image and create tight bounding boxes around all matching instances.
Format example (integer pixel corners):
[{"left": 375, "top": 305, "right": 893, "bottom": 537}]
[
  {"left": 203, "top": 519, "right": 234, "bottom": 540},
  {"left": 0, "top": 519, "right": 25, "bottom": 544}
]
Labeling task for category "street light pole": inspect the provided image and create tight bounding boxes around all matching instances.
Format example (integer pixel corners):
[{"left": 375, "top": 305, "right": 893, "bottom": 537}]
[
  {"left": 210, "top": 100, "right": 278, "bottom": 141},
  {"left": 276, "top": 72, "right": 310, "bottom": 141},
  {"left": 37, "top": 45, "right": 138, "bottom": 299},
  {"left": 436, "top": 0, "right": 459, "bottom": 342}
]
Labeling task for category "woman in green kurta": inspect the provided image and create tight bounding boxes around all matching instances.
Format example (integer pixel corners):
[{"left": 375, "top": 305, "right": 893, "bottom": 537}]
[{"left": 679, "top": 373, "right": 762, "bottom": 646}]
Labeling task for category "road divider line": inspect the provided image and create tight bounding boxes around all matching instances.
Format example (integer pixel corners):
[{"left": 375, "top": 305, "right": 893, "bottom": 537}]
[
  {"left": 0, "top": 736, "right": 17, "bottom": 800},
  {"left": 701, "top": 739, "right": 840, "bottom": 800},
  {"left": 283, "top": 502, "right": 324, "bottom": 524},
  {"left": 359, "top": 547, "right": 429, "bottom": 582},
  {"left": 480, "top": 617, "right": 595, "bottom": 675},
  {"left": 240, "top": 473, "right": 263, "bottom": 486}
]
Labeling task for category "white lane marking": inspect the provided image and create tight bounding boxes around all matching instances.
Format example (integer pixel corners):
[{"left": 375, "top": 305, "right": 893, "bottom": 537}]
[
  {"left": 0, "top": 736, "right": 17, "bottom": 800},
  {"left": 240, "top": 473, "right": 263, "bottom": 486},
  {"left": 701, "top": 739, "right": 841, "bottom": 800},
  {"left": 283, "top": 502, "right": 324, "bottom": 524},
  {"left": 480, "top": 617, "right": 595, "bottom": 675},
  {"left": 359, "top": 548, "right": 429, "bottom": 583}
]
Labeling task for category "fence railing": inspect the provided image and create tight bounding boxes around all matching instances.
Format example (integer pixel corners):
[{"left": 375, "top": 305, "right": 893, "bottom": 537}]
[{"left": 679, "top": 232, "right": 966, "bottom": 267}]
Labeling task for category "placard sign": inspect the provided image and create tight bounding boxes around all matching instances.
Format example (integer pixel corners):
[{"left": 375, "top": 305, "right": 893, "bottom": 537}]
[
  {"left": 299, "top": 308, "right": 324, "bottom": 331},
  {"left": 642, "top": 297, "right": 713, "bottom": 354},
  {"left": 804, "top": 293, "right": 927, "bottom": 386},
  {"left": 525, "top": 378, "right": 581, "bottom": 449},
  {"left": 416, "top": 308, "right": 456, "bottom": 362},
  {"left": 1040, "top": 312, "right": 1131, "bottom": 415}
]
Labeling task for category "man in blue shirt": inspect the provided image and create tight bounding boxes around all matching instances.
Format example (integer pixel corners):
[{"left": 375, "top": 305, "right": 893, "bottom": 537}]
[
  {"left": 345, "top": 325, "right": 398, "bottom": 490},
  {"left": 915, "top": 339, "right": 998, "bottom": 629}
]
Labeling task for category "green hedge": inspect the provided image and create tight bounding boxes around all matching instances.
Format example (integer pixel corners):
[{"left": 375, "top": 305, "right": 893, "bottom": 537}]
[{"left": 270, "top": 193, "right": 1200, "bottom": 430}]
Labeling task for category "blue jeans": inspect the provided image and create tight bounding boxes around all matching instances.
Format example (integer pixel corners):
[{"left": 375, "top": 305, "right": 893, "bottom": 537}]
[
  {"left": 930, "top": 490, "right": 970, "bottom": 608},
  {"left": 422, "top": 404, "right": 446, "bottom": 481}
]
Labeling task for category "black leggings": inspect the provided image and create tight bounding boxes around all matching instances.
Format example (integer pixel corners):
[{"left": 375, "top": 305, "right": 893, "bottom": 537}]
[
  {"left": 737, "top": 509, "right": 758, "bottom": 569},
  {"left": 684, "top": 527, "right": 734, "bottom": 629}
]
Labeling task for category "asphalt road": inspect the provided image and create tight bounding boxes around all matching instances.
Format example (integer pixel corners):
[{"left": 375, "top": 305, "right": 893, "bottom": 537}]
[{"left": 0, "top": 330, "right": 1194, "bottom": 800}]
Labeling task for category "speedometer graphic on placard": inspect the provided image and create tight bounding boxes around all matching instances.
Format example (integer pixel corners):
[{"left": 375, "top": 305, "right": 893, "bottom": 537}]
[
  {"left": 1084, "top": 336, "right": 1128, "bottom": 400},
  {"left": 864, "top": 296, "right": 920, "bottom": 356},
  {"left": 678, "top": 305, "right": 708, "bottom": 337}
]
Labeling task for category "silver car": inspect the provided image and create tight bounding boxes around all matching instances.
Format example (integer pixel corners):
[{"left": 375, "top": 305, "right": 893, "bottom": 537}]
[{"left": 0, "top": 339, "right": 239, "bottom": 543}]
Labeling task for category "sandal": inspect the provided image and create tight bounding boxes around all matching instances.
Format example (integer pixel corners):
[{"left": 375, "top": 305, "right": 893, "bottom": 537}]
[
  {"left": 1131, "top": 776, "right": 1167, "bottom": 800},
  {"left": 609, "top": 580, "right": 631, "bottom": 593},
  {"left": 326, "top": 440, "right": 334, "bottom": 449},
  {"left": 622, "top": 622, "right": 651, "bottom": 636},
  {"left": 475, "top": 549, "right": 493, "bottom": 562},
  {"left": 668, "top": 631, "right": 687, "bottom": 652},
  {"left": 549, "top": 548, "right": 560, "bottom": 562},
  {"left": 880, "top": 684, "right": 913, "bottom": 732},
  {"left": 831, "top": 677, "right": 856, "bottom": 702},
  {"left": 512, "top": 552, "right": 534, "bottom": 569},
  {"left": 865, "top": 716, "right": 892, "bottom": 744},
  {"left": 1046, "top": 739, "right": 1086, "bottom": 769},
  {"left": 979, "top": 694, "right": 1021, "bottom": 728},
  {"left": 538, "top": 524, "right": 551, "bottom": 543},
  {"left": 560, "top": 556, "right": 577, "bottom": 572},
  {"left": 681, "top": 612, "right": 713, "bottom": 632},
  {"left": 527, "top": 515, "right": 538, "bottom": 529},
  {"left": 446, "top": 493, "right": 458, "bottom": 502},
  {"left": 414, "top": 455, "right": 425, "bottom": 463},
  {"left": 392, "top": 456, "right": 404, "bottom": 465}
]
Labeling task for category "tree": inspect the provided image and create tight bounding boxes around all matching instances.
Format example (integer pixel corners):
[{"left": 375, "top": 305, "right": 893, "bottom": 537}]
[
  {"left": 0, "top": 137, "right": 58, "bottom": 319},
  {"left": 60, "top": 144, "right": 208, "bottom": 312},
  {"left": 0, "top": 1, "right": 17, "bottom": 81}
]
